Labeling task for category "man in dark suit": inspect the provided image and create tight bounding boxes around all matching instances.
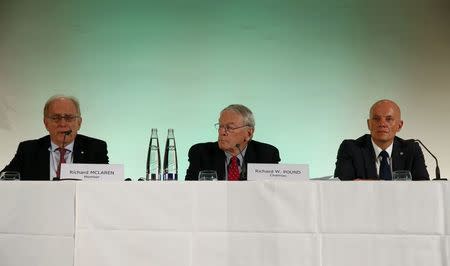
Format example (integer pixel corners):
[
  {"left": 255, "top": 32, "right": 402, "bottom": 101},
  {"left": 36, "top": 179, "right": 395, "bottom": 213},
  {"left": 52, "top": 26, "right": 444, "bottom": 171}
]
[
  {"left": 334, "top": 99, "right": 429, "bottom": 181},
  {"left": 1, "top": 95, "right": 109, "bottom": 180},
  {"left": 186, "top": 104, "right": 280, "bottom": 180}
]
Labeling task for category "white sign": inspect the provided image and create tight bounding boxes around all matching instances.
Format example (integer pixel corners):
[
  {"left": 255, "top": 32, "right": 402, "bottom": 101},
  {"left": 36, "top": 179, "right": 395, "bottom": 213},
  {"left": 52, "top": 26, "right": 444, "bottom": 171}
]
[
  {"left": 60, "top": 164, "right": 124, "bottom": 181},
  {"left": 247, "top": 163, "right": 309, "bottom": 181}
]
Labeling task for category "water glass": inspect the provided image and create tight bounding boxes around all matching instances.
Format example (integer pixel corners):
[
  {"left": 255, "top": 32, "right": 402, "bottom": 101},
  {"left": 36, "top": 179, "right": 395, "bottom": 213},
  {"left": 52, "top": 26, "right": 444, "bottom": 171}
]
[
  {"left": 198, "top": 170, "right": 218, "bottom": 181},
  {"left": 0, "top": 171, "right": 21, "bottom": 181},
  {"left": 392, "top": 170, "right": 412, "bottom": 181}
]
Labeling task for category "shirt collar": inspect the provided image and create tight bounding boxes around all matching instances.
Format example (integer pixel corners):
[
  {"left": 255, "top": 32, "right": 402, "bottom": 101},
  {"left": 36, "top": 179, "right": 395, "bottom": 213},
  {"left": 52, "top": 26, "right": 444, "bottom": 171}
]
[
  {"left": 225, "top": 145, "right": 248, "bottom": 166},
  {"left": 50, "top": 141, "right": 75, "bottom": 153},
  {"left": 371, "top": 138, "right": 393, "bottom": 158}
]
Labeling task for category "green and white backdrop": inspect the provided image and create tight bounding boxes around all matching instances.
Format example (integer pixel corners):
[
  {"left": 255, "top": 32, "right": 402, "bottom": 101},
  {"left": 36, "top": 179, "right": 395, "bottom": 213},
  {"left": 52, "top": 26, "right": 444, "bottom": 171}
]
[{"left": 1, "top": 0, "right": 449, "bottom": 180}]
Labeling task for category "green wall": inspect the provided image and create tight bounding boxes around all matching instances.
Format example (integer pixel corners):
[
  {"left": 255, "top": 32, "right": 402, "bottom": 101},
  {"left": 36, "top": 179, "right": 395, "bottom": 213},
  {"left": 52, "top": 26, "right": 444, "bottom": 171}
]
[{"left": 1, "top": 1, "right": 449, "bottom": 179}]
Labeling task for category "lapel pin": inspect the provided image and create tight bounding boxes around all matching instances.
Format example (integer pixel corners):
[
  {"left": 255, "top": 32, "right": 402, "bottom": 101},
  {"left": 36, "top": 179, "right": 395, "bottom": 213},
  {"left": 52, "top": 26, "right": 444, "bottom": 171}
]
[
  {"left": 400, "top": 152, "right": 404, "bottom": 155},
  {"left": 81, "top": 151, "right": 84, "bottom": 154}
]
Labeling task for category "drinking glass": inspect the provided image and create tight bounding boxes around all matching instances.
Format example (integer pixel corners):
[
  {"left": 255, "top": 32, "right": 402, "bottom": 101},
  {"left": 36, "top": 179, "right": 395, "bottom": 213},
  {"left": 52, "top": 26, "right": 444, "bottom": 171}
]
[
  {"left": 392, "top": 170, "right": 412, "bottom": 181},
  {"left": 198, "top": 170, "right": 218, "bottom": 181},
  {"left": 0, "top": 171, "right": 21, "bottom": 181}
]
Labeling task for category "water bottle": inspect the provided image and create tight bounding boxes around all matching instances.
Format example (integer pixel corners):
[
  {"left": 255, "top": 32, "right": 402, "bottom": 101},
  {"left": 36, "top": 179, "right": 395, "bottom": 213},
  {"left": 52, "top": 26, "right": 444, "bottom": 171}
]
[
  {"left": 146, "top": 128, "right": 161, "bottom": 180},
  {"left": 163, "top": 128, "right": 178, "bottom": 181}
]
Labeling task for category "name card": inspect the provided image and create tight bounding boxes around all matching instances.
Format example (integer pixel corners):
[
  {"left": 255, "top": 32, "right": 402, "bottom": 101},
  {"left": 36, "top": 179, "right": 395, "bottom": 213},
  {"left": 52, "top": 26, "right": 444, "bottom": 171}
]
[
  {"left": 60, "top": 164, "right": 124, "bottom": 181},
  {"left": 247, "top": 163, "right": 309, "bottom": 181}
]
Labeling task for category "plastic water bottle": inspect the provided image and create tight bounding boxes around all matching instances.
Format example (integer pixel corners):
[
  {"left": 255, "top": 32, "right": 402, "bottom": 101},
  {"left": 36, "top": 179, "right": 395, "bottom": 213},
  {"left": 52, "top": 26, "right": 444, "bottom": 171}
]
[
  {"left": 146, "top": 128, "right": 161, "bottom": 180},
  {"left": 163, "top": 128, "right": 178, "bottom": 180}
]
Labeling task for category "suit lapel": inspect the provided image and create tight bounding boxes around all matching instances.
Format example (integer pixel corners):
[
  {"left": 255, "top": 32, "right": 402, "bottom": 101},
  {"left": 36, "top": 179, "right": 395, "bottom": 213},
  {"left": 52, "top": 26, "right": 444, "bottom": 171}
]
[
  {"left": 37, "top": 137, "right": 51, "bottom": 180},
  {"left": 213, "top": 143, "right": 226, "bottom": 180},
  {"left": 391, "top": 139, "right": 404, "bottom": 171},
  {"left": 72, "top": 136, "right": 83, "bottom": 163},
  {"left": 243, "top": 141, "right": 255, "bottom": 164},
  {"left": 362, "top": 136, "right": 378, "bottom": 178},
  {"left": 240, "top": 141, "right": 256, "bottom": 181}
]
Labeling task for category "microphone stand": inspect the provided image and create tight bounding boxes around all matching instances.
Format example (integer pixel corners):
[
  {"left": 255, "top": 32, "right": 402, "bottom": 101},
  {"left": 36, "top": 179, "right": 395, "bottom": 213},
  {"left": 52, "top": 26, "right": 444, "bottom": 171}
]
[
  {"left": 414, "top": 139, "right": 446, "bottom": 181},
  {"left": 235, "top": 144, "right": 247, "bottom": 181},
  {"left": 53, "top": 130, "right": 72, "bottom": 181}
]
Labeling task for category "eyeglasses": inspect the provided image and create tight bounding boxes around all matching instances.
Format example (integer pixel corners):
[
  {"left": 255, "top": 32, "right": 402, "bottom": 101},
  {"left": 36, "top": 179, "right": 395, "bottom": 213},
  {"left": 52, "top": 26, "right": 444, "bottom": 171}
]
[
  {"left": 46, "top": 115, "right": 80, "bottom": 123},
  {"left": 214, "top": 123, "right": 249, "bottom": 133}
]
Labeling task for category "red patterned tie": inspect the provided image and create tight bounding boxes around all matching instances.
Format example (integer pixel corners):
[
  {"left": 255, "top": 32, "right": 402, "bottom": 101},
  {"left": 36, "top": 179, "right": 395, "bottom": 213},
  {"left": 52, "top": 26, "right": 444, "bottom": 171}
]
[
  {"left": 56, "top": 148, "right": 66, "bottom": 178},
  {"left": 228, "top": 156, "right": 240, "bottom": 181}
]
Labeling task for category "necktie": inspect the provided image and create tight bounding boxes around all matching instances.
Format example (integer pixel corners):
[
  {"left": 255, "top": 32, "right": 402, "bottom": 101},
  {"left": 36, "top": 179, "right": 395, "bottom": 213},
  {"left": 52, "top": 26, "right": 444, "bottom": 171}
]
[
  {"left": 228, "top": 156, "right": 240, "bottom": 181},
  {"left": 379, "top": 150, "right": 392, "bottom": 180},
  {"left": 56, "top": 148, "right": 67, "bottom": 178}
]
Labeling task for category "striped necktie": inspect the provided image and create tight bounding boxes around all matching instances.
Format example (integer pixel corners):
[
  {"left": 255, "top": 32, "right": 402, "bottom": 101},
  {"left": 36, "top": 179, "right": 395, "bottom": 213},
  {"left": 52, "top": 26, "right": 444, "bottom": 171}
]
[{"left": 56, "top": 147, "right": 67, "bottom": 178}]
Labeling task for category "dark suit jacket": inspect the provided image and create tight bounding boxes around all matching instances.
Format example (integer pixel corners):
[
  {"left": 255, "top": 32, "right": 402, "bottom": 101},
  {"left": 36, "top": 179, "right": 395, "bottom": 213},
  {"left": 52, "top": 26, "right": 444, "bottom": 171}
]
[
  {"left": 334, "top": 134, "right": 429, "bottom": 181},
  {"left": 1, "top": 134, "right": 109, "bottom": 180},
  {"left": 185, "top": 140, "right": 280, "bottom": 180}
]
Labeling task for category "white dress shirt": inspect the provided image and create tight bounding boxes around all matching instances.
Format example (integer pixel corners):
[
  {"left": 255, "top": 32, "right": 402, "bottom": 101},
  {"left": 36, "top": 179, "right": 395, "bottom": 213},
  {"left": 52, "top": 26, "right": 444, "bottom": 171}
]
[
  {"left": 49, "top": 141, "right": 74, "bottom": 180},
  {"left": 371, "top": 139, "right": 393, "bottom": 176}
]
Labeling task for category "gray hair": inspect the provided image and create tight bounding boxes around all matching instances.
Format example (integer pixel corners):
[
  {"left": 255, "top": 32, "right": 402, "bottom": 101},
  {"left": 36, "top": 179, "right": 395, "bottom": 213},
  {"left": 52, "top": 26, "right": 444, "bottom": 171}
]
[
  {"left": 221, "top": 104, "right": 255, "bottom": 128},
  {"left": 43, "top": 95, "right": 81, "bottom": 116}
]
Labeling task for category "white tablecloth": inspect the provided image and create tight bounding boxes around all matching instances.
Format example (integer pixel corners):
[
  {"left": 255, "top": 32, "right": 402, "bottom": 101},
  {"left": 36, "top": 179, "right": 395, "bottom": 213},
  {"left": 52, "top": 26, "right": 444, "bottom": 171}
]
[
  {"left": 1, "top": 181, "right": 449, "bottom": 266},
  {"left": 0, "top": 182, "right": 75, "bottom": 266}
]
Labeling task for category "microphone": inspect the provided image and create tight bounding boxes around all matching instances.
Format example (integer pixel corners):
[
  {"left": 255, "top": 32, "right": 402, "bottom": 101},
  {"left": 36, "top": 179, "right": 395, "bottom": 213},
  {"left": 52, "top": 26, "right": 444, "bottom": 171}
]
[
  {"left": 62, "top": 129, "right": 72, "bottom": 148},
  {"left": 235, "top": 143, "right": 247, "bottom": 181},
  {"left": 414, "top": 139, "right": 446, "bottom": 181},
  {"left": 53, "top": 129, "right": 72, "bottom": 180}
]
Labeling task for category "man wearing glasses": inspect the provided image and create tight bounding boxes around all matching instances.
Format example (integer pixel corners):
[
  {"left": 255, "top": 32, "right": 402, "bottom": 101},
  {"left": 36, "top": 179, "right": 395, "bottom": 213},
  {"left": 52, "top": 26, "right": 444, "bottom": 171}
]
[
  {"left": 185, "top": 104, "right": 280, "bottom": 180},
  {"left": 1, "top": 95, "right": 109, "bottom": 180}
]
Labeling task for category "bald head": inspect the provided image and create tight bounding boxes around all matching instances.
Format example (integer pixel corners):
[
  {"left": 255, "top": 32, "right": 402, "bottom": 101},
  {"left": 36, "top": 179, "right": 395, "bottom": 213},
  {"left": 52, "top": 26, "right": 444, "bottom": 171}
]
[
  {"left": 369, "top": 99, "right": 401, "bottom": 120},
  {"left": 367, "top": 99, "right": 403, "bottom": 149}
]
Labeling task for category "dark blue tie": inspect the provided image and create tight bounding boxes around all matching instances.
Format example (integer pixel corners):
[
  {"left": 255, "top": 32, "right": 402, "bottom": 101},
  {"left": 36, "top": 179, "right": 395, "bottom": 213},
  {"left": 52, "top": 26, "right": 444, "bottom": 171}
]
[{"left": 379, "top": 150, "right": 392, "bottom": 180}]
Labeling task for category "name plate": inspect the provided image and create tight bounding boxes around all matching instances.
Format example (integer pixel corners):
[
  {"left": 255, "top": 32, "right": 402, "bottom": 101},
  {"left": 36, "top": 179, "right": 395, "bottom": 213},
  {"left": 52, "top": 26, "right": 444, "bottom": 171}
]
[
  {"left": 247, "top": 163, "right": 309, "bottom": 181},
  {"left": 60, "top": 164, "right": 124, "bottom": 181}
]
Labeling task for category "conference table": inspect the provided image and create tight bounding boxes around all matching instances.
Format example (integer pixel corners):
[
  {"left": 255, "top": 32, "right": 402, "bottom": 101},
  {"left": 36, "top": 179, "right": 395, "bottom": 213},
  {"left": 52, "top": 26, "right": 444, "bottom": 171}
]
[{"left": 1, "top": 180, "right": 449, "bottom": 266}]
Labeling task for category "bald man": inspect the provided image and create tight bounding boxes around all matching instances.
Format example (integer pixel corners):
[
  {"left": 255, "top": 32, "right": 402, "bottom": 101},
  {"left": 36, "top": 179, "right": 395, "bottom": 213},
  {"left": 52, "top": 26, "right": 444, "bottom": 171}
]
[
  {"left": 1, "top": 95, "right": 109, "bottom": 180},
  {"left": 334, "top": 99, "right": 429, "bottom": 181}
]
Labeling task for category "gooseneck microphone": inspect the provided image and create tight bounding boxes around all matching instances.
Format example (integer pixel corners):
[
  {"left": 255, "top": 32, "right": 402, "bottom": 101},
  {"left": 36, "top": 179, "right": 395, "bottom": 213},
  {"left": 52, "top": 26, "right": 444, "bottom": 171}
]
[
  {"left": 235, "top": 143, "right": 247, "bottom": 181},
  {"left": 53, "top": 129, "right": 73, "bottom": 181},
  {"left": 414, "top": 139, "right": 446, "bottom": 181},
  {"left": 62, "top": 129, "right": 72, "bottom": 148}
]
